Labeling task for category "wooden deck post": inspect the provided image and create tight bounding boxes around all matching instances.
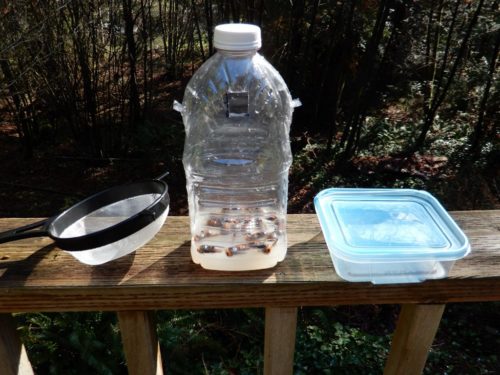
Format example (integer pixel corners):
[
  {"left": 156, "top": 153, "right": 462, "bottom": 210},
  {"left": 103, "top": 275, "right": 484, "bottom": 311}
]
[
  {"left": 384, "top": 304, "right": 446, "bottom": 375},
  {"left": 118, "top": 311, "right": 164, "bottom": 375},
  {"left": 264, "top": 307, "right": 298, "bottom": 375},
  {"left": 0, "top": 314, "right": 34, "bottom": 375}
]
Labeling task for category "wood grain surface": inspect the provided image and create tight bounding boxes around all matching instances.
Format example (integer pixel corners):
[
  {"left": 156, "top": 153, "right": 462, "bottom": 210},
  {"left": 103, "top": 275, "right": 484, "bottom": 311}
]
[
  {"left": 118, "top": 311, "right": 164, "bottom": 375},
  {"left": 384, "top": 304, "right": 446, "bottom": 375},
  {"left": 264, "top": 307, "right": 298, "bottom": 375},
  {"left": 0, "top": 314, "right": 34, "bottom": 375},
  {"left": 0, "top": 212, "right": 499, "bottom": 312}
]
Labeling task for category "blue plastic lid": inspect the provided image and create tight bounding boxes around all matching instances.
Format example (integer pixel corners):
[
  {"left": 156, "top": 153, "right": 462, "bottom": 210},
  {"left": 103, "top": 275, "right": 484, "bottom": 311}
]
[{"left": 314, "top": 188, "right": 470, "bottom": 263}]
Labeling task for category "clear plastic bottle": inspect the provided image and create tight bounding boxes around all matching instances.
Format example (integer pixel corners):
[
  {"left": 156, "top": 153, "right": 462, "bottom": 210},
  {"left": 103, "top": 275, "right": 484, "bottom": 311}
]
[{"left": 175, "top": 24, "right": 298, "bottom": 270}]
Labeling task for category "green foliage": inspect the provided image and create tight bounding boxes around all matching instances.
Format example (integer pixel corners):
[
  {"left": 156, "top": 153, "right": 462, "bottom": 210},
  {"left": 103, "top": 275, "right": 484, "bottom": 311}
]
[
  {"left": 157, "top": 309, "right": 264, "bottom": 374},
  {"left": 2, "top": 1, "right": 499, "bottom": 374},
  {"left": 294, "top": 313, "right": 390, "bottom": 375},
  {"left": 358, "top": 102, "right": 475, "bottom": 160},
  {"left": 15, "top": 312, "right": 126, "bottom": 375},
  {"left": 358, "top": 116, "right": 418, "bottom": 156},
  {"left": 426, "top": 115, "right": 472, "bottom": 159},
  {"left": 425, "top": 303, "right": 500, "bottom": 375},
  {"left": 129, "top": 117, "right": 185, "bottom": 159},
  {"left": 13, "top": 304, "right": 500, "bottom": 374}
]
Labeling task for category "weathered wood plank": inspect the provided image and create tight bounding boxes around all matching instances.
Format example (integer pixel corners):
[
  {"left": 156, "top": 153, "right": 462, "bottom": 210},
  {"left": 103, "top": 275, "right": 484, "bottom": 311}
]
[
  {"left": 0, "top": 278, "right": 500, "bottom": 312},
  {"left": 0, "top": 212, "right": 498, "bottom": 312},
  {"left": 0, "top": 314, "right": 34, "bottom": 375},
  {"left": 264, "top": 307, "right": 298, "bottom": 375},
  {"left": 384, "top": 304, "right": 446, "bottom": 375},
  {"left": 117, "top": 311, "right": 163, "bottom": 375}
]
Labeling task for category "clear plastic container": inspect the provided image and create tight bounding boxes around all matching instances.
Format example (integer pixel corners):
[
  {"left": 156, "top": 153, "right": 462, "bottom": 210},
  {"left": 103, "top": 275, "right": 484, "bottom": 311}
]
[
  {"left": 314, "top": 188, "right": 470, "bottom": 284},
  {"left": 175, "top": 24, "right": 299, "bottom": 271}
]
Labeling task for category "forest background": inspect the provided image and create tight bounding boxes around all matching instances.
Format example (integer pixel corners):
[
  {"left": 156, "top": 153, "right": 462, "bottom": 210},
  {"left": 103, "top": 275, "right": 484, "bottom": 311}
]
[{"left": 0, "top": 0, "right": 499, "bottom": 374}]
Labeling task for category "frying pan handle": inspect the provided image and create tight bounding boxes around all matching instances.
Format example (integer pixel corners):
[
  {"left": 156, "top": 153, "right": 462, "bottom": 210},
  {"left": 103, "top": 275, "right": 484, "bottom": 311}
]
[
  {"left": 0, "top": 219, "right": 49, "bottom": 244},
  {"left": 155, "top": 171, "right": 170, "bottom": 180}
]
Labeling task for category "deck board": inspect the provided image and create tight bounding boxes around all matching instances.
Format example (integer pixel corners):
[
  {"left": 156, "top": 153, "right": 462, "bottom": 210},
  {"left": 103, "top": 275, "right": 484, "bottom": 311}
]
[{"left": 0, "top": 212, "right": 499, "bottom": 312}]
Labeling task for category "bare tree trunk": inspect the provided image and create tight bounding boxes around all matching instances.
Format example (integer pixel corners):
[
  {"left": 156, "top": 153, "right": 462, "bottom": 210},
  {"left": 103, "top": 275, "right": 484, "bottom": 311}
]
[
  {"left": 246, "top": 0, "right": 255, "bottom": 23},
  {"left": 68, "top": 2, "right": 101, "bottom": 156},
  {"left": 122, "top": 0, "right": 142, "bottom": 129},
  {"left": 428, "top": 0, "right": 444, "bottom": 108},
  {"left": 257, "top": 0, "right": 264, "bottom": 26},
  {"left": 0, "top": 59, "right": 33, "bottom": 158},
  {"left": 326, "top": 0, "right": 353, "bottom": 150},
  {"left": 422, "top": 0, "right": 436, "bottom": 111},
  {"left": 228, "top": 0, "right": 238, "bottom": 22},
  {"left": 148, "top": 0, "right": 154, "bottom": 107},
  {"left": 158, "top": 0, "right": 171, "bottom": 76},
  {"left": 191, "top": 0, "right": 206, "bottom": 60},
  {"left": 470, "top": 29, "right": 500, "bottom": 158},
  {"left": 434, "top": 0, "right": 460, "bottom": 100},
  {"left": 205, "top": 0, "right": 214, "bottom": 55},
  {"left": 285, "top": 0, "right": 305, "bottom": 88},
  {"left": 342, "top": 0, "right": 391, "bottom": 158},
  {"left": 76, "top": 42, "right": 100, "bottom": 155},
  {"left": 172, "top": 0, "right": 179, "bottom": 76},
  {"left": 168, "top": 0, "right": 174, "bottom": 66},
  {"left": 302, "top": 0, "right": 320, "bottom": 69},
  {"left": 140, "top": 0, "right": 150, "bottom": 114},
  {"left": 410, "top": 0, "right": 485, "bottom": 154}
]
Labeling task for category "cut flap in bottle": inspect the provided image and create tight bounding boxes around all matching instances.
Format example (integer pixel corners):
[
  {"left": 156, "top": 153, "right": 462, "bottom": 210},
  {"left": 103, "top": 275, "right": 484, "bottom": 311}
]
[
  {"left": 173, "top": 100, "right": 185, "bottom": 113},
  {"left": 291, "top": 98, "right": 302, "bottom": 108},
  {"left": 225, "top": 91, "right": 249, "bottom": 118}
]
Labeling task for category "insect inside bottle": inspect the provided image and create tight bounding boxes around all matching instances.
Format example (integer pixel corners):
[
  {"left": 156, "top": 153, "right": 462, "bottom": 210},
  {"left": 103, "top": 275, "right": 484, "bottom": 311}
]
[
  {"left": 197, "top": 245, "right": 223, "bottom": 254},
  {"left": 195, "top": 208, "right": 282, "bottom": 257}
]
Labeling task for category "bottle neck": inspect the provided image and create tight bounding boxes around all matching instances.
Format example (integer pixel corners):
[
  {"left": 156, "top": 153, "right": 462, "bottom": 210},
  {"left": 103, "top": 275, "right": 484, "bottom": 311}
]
[{"left": 217, "top": 49, "right": 258, "bottom": 58}]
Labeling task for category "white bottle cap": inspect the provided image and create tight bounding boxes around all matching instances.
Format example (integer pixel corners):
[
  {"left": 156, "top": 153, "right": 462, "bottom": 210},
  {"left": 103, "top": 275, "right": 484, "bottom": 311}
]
[{"left": 214, "top": 23, "right": 261, "bottom": 51}]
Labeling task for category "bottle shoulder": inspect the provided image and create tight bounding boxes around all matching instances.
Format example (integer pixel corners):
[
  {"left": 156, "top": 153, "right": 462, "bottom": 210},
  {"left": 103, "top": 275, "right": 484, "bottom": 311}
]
[{"left": 184, "top": 52, "right": 291, "bottom": 101}]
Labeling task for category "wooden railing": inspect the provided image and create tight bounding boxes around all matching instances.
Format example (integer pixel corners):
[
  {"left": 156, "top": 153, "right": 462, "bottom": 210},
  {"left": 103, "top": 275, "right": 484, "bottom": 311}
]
[{"left": 1, "top": 211, "right": 499, "bottom": 375}]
